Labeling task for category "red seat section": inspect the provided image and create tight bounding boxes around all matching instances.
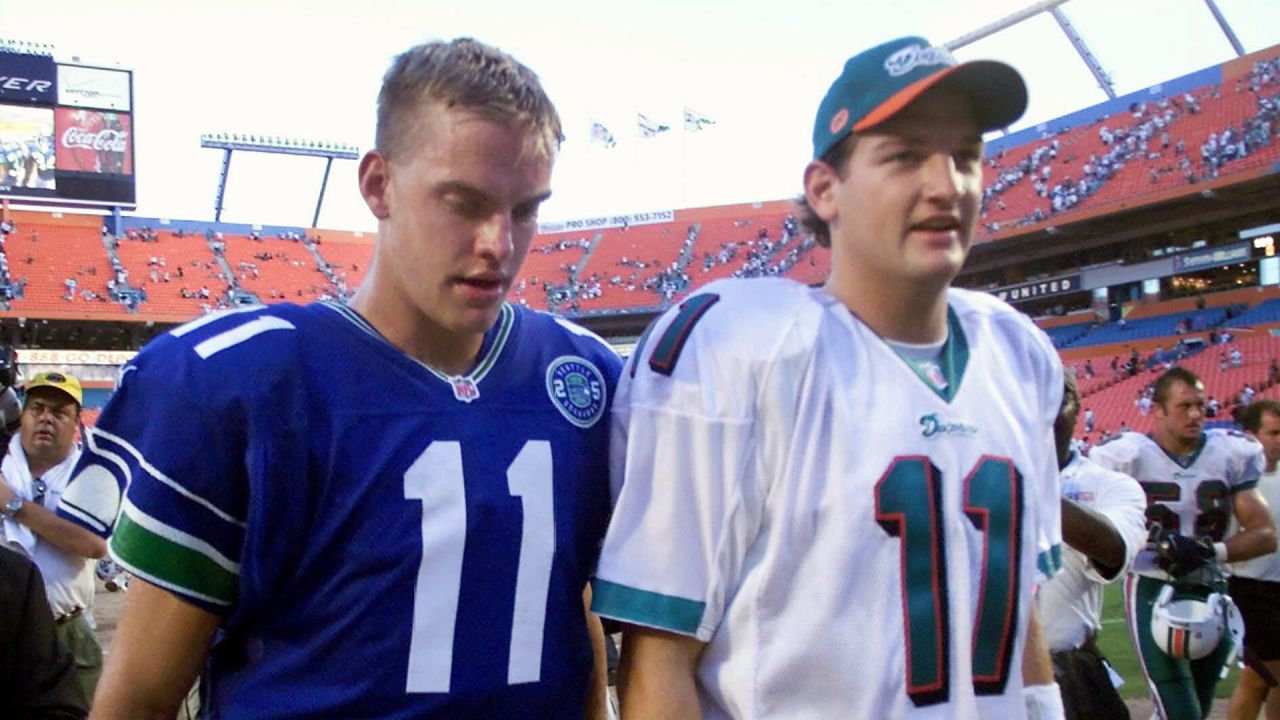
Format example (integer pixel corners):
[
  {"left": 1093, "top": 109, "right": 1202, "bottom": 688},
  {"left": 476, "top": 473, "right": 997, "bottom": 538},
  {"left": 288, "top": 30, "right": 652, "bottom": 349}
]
[
  {"left": 223, "top": 235, "right": 333, "bottom": 303},
  {"left": 5, "top": 223, "right": 113, "bottom": 314},
  {"left": 113, "top": 231, "right": 218, "bottom": 316}
]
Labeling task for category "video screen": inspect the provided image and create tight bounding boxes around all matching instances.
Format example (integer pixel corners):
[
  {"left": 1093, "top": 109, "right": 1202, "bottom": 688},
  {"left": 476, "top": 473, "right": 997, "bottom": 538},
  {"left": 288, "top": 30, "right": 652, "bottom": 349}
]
[{"left": 0, "top": 105, "right": 55, "bottom": 190}]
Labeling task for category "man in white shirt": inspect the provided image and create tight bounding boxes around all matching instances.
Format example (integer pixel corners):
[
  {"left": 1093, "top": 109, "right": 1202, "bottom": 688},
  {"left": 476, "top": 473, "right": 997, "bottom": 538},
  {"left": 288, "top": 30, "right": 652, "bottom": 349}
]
[
  {"left": 1039, "top": 373, "right": 1147, "bottom": 719},
  {"left": 1228, "top": 399, "right": 1280, "bottom": 720},
  {"left": 593, "top": 35, "right": 1067, "bottom": 720},
  {"left": 0, "top": 372, "right": 107, "bottom": 701}
]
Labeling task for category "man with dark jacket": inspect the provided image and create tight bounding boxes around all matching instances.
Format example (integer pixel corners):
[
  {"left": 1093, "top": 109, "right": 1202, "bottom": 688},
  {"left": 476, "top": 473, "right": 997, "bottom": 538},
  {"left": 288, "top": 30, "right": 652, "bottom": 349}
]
[{"left": 0, "top": 545, "right": 88, "bottom": 718}]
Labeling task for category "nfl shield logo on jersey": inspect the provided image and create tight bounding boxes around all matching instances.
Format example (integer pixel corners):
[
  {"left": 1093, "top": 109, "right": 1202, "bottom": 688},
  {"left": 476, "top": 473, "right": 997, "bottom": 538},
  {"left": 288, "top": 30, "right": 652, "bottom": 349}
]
[
  {"left": 450, "top": 376, "right": 480, "bottom": 403},
  {"left": 546, "top": 356, "right": 607, "bottom": 428}
]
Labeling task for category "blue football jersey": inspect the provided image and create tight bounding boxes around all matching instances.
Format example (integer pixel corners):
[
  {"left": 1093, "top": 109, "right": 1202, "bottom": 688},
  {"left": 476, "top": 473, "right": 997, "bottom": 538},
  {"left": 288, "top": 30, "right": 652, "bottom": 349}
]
[{"left": 59, "top": 301, "right": 620, "bottom": 718}]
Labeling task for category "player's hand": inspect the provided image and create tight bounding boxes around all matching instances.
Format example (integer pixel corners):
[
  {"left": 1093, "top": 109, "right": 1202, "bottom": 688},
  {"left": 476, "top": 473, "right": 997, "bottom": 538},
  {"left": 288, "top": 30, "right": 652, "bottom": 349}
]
[{"left": 1155, "top": 534, "right": 1216, "bottom": 576}]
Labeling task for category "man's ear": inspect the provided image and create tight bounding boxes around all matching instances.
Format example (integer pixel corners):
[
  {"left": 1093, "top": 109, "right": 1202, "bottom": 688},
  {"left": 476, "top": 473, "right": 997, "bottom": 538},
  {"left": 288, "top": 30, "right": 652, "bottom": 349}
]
[
  {"left": 803, "top": 159, "right": 841, "bottom": 224},
  {"left": 358, "top": 150, "right": 392, "bottom": 220}
]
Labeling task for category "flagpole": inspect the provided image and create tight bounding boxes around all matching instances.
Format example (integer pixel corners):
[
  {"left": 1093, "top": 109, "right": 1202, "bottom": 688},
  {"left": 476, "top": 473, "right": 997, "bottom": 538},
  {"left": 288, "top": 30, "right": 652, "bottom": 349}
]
[{"left": 680, "top": 106, "right": 690, "bottom": 210}]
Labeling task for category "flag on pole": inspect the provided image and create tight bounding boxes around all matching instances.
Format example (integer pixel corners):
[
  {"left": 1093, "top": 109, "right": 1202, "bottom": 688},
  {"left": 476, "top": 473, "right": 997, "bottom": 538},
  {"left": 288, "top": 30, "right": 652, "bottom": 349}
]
[
  {"left": 589, "top": 120, "right": 616, "bottom": 148},
  {"left": 683, "top": 107, "right": 715, "bottom": 131},
  {"left": 637, "top": 113, "right": 670, "bottom": 138}
]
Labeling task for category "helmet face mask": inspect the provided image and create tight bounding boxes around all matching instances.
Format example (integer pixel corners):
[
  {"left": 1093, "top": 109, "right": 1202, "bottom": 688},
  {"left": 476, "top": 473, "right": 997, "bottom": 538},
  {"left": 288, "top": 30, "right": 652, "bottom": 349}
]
[{"left": 1149, "top": 584, "right": 1244, "bottom": 661}]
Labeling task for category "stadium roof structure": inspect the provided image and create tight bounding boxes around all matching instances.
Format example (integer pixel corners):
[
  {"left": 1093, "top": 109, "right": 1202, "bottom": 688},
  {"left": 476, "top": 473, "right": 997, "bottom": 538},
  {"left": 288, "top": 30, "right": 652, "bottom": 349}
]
[{"left": 199, "top": 133, "right": 360, "bottom": 228}]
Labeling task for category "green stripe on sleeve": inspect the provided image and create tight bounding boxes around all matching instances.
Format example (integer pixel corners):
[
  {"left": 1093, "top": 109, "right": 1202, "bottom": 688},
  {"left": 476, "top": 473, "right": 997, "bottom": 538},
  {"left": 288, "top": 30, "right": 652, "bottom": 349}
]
[
  {"left": 110, "top": 511, "right": 239, "bottom": 606},
  {"left": 591, "top": 579, "right": 705, "bottom": 636}
]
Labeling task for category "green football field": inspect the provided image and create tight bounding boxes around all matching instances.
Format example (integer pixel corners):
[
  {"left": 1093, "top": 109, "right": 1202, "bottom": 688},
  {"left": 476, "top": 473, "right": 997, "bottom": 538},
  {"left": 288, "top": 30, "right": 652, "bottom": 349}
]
[{"left": 1097, "top": 581, "right": 1240, "bottom": 700}]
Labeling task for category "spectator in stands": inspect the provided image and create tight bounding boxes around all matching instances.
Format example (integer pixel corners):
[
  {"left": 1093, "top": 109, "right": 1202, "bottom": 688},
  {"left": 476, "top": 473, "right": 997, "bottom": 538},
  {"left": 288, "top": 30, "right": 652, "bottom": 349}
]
[
  {"left": 1271, "top": 358, "right": 1280, "bottom": 387},
  {"left": 1085, "top": 407, "right": 1096, "bottom": 433},
  {"left": 1242, "top": 384, "right": 1257, "bottom": 407},
  {"left": 1232, "top": 347, "right": 1245, "bottom": 369},
  {"left": 1084, "top": 359, "right": 1095, "bottom": 379},
  {"left": 1207, "top": 396, "right": 1220, "bottom": 419},
  {"left": 1137, "top": 393, "right": 1153, "bottom": 416}
]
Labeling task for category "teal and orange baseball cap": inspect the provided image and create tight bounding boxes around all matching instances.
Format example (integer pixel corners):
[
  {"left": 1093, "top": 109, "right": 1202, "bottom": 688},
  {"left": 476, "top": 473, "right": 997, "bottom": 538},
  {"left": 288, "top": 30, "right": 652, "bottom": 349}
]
[{"left": 812, "top": 36, "right": 1028, "bottom": 159}]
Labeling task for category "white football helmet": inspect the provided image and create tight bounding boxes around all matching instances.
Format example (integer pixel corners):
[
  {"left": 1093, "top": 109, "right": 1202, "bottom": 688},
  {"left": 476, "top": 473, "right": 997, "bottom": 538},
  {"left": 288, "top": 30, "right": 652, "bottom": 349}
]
[{"left": 1149, "top": 584, "right": 1244, "bottom": 661}]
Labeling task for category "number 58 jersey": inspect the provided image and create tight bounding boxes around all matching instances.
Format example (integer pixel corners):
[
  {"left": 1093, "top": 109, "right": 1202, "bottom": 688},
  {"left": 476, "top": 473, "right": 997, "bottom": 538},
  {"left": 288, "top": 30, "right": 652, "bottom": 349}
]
[
  {"left": 593, "top": 278, "right": 1064, "bottom": 719},
  {"left": 57, "top": 302, "right": 621, "bottom": 718},
  {"left": 1088, "top": 428, "right": 1262, "bottom": 579}
]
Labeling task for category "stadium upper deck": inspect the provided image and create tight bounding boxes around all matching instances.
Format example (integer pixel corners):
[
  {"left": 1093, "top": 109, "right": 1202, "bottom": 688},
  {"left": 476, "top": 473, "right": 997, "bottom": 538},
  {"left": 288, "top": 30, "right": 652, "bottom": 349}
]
[{"left": 0, "top": 43, "right": 1276, "bottom": 346}]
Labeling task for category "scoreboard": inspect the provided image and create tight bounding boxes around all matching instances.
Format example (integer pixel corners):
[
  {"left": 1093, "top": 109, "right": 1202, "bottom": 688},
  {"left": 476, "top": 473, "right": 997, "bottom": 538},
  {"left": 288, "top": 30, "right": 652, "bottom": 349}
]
[{"left": 0, "top": 50, "right": 135, "bottom": 209}]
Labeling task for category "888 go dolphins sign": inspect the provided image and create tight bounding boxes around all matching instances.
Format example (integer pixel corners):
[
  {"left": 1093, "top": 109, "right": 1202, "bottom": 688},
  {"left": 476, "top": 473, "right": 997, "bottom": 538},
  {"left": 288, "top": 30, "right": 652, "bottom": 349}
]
[{"left": 546, "top": 356, "right": 608, "bottom": 429}]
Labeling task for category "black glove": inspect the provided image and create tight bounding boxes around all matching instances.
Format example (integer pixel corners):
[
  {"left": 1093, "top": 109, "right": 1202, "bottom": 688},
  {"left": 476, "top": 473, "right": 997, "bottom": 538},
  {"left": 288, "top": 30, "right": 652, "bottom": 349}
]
[{"left": 1155, "top": 533, "right": 1216, "bottom": 577}]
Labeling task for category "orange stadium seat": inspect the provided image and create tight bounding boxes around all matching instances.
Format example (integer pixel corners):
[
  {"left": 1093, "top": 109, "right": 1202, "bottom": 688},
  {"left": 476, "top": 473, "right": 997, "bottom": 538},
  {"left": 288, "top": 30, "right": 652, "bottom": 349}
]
[
  {"left": 113, "top": 231, "right": 218, "bottom": 316},
  {"left": 6, "top": 223, "right": 114, "bottom": 313},
  {"left": 222, "top": 234, "right": 334, "bottom": 303},
  {"left": 311, "top": 239, "right": 373, "bottom": 298}
]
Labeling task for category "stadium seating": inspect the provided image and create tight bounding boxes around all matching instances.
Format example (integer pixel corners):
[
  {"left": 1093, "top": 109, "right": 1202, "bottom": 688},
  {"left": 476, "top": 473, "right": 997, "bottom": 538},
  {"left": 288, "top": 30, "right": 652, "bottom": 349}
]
[
  {"left": 221, "top": 234, "right": 332, "bottom": 303},
  {"left": 980, "top": 48, "right": 1280, "bottom": 241},
  {"left": 1041, "top": 321, "right": 1093, "bottom": 348},
  {"left": 112, "top": 231, "right": 215, "bottom": 316},
  {"left": 6, "top": 223, "right": 113, "bottom": 313},
  {"left": 1068, "top": 307, "right": 1228, "bottom": 347},
  {"left": 312, "top": 239, "right": 372, "bottom": 293}
]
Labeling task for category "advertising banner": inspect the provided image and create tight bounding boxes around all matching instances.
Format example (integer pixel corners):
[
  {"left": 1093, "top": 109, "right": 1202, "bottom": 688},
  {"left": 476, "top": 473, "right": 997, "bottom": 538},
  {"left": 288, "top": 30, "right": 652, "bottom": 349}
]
[
  {"left": 55, "top": 108, "right": 132, "bottom": 175},
  {"left": 992, "top": 274, "right": 1082, "bottom": 303},
  {"left": 0, "top": 105, "right": 55, "bottom": 191},
  {"left": 538, "top": 210, "right": 674, "bottom": 234},
  {"left": 57, "top": 64, "right": 131, "bottom": 111},
  {"left": 0, "top": 53, "right": 56, "bottom": 104},
  {"left": 1172, "top": 242, "right": 1252, "bottom": 272},
  {"left": 17, "top": 349, "right": 136, "bottom": 366}
]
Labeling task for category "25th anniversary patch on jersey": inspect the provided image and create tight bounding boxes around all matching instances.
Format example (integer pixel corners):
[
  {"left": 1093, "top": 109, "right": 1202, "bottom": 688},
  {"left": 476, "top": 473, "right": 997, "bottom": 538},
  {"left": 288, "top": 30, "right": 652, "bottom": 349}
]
[{"left": 546, "top": 356, "right": 607, "bottom": 428}]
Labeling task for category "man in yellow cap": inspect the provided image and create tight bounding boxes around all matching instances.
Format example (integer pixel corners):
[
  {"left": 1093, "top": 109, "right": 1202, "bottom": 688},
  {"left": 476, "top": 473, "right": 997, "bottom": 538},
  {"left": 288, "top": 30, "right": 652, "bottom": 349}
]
[{"left": 0, "top": 371, "right": 108, "bottom": 702}]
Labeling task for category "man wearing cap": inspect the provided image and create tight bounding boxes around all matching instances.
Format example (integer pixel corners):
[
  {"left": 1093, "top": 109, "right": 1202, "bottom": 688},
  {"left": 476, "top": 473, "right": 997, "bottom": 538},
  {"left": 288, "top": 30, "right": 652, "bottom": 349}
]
[
  {"left": 592, "top": 36, "right": 1066, "bottom": 718},
  {"left": 0, "top": 371, "right": 108, "bottom": 702}
]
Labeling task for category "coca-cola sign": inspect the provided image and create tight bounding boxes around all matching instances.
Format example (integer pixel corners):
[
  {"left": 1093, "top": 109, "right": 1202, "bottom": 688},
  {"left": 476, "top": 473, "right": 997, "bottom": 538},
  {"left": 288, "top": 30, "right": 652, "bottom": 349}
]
[
  {"left": 55, "top": 108, "right": 133, "bottom": 175},
  {"left": 62, "top": 127, "right": 129, "bottom": 153}
]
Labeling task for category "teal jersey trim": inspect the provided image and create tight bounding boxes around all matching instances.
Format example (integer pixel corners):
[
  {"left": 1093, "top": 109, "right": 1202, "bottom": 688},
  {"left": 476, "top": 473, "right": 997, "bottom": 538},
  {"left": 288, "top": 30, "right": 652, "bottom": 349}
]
[
  {"left": 1037, "top": 544, "right": 1063, "bottom": 579},
  {"left": 1230, "top": 479, "right": 1259, "bottom": 494},
  {"left": 1152, "top": 432, "right": 1207, "bottom": 469},
  {"left": 889, "top": 306, "right": 970, "bottom": 403},
  {"left": 591, "top": 579, "right": 705, "bottom": 636}
]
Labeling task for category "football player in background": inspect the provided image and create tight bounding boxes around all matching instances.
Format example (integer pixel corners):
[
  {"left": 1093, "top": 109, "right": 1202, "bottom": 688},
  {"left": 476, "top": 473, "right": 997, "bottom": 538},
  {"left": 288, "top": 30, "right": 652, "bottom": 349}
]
[
  {"left": 1090, "top": 367, "right": 1277, "bottom": 720},
  {"left": 1227, "top": 399, "right": 1280, "bottom": 720},
  {"left": 1038, "top": 371, "right": 1147, "bottom": 719},
  {"left": 60, "top": 38, "right": 619, "bottom": 719},
  {"left": 592, "top": 36, "right": 1068, "bottom": 718}
]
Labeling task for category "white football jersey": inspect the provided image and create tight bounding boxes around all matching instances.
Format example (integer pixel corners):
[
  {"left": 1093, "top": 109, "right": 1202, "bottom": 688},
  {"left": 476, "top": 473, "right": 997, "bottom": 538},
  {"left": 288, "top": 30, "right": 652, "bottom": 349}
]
[
  {"left": 593, "top": 278, "right": 1064, "bottom": 719},
  {"left": 1089, "top": 429, "right": 1263, "bottom": 579},
  {"left": 1036, "top": 452, "right": 1147, "bottom": 651}
]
